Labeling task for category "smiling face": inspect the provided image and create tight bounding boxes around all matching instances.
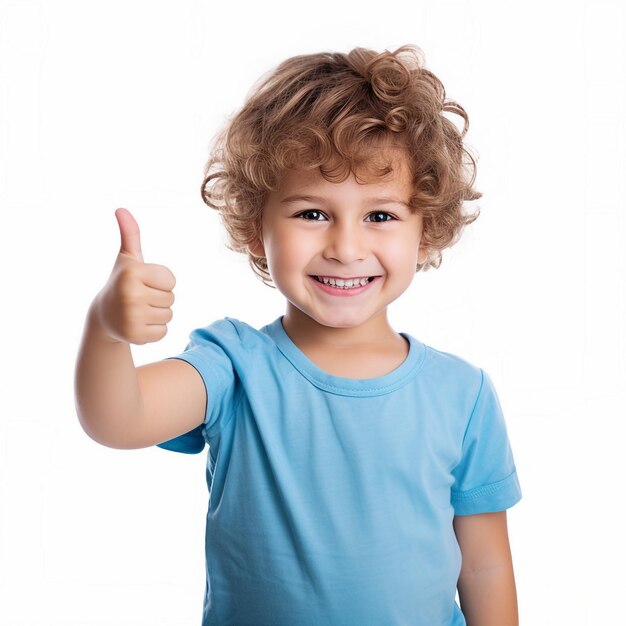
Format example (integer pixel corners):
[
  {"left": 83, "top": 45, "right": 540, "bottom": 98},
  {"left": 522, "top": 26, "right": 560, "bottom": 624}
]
[{"left": 250, "top": 151, "right": 430, "bottom": 345}]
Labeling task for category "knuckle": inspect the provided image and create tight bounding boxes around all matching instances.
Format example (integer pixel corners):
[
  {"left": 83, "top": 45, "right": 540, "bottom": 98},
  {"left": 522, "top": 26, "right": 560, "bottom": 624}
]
[
  {"left": 118, "top": 264, "right": 138, "bottom": 284},
  {"left": 148, "top": 263, "right": 176, "bottom": 290},
  {"left": 163, "top": 272, "right": 176, "bottom": 291},
  {"left": 159, "top": 265, "right": 176, "bottom": 290}
]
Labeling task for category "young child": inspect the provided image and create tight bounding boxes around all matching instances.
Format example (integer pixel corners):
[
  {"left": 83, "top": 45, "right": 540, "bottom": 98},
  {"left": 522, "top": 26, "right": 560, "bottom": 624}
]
[{"left": 75, "top": 45, "right": 522, "bottom": 625}]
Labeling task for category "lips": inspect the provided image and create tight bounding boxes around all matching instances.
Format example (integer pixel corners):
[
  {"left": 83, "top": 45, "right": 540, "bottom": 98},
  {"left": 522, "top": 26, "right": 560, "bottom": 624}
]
[{"left": 308, "top": 274, "right": 380, "bottom": 296}]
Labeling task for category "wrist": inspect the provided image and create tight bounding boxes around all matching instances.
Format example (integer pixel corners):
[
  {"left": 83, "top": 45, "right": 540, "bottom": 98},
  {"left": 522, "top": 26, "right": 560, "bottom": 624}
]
[{"left": 87, "top": 295, "right": 123, "bottom": 345}]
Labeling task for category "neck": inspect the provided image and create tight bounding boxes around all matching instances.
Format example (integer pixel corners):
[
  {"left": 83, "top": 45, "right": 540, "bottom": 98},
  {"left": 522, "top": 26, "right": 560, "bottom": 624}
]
[{"left": 282, "top": 303, "right": 399, "bottom": 349}]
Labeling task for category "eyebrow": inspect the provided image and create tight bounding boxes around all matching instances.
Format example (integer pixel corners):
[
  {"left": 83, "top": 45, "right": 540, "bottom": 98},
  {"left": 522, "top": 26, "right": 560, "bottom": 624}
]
[{"left": 279, "top": 194, "right": 411, "bottom": 209}]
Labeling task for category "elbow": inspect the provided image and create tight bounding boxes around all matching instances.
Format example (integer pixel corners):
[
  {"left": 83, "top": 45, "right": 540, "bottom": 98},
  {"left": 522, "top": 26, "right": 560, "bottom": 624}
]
[
  {"left": 75, "top": 409, "right": 138, "bottom": 450},
  {"left": 76, "top": 412, "right": 114, "bottom": 448}
]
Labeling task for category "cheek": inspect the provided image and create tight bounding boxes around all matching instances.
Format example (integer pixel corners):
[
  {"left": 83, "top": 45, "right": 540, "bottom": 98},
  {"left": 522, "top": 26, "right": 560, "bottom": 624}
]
[
  {"left": 265, "top": 234, "right": 309, "bottom": 276},
  {"left": 385, "top": 237, "right": 420, "bottom": 274}
]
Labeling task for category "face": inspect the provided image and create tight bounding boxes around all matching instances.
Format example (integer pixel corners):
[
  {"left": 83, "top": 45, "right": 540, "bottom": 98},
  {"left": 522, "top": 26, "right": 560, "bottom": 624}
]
[{"left": 250, "top": 153, "right": 429, "bottom": 340}]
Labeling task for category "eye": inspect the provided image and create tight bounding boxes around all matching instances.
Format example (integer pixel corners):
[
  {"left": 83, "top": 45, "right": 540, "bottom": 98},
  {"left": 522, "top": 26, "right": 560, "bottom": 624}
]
[
  {"left": 365, "top": 211, "right": 396, "bottom": 223},
  {"left": 296, "top": 209, "right": 326, "bottom": 221}
]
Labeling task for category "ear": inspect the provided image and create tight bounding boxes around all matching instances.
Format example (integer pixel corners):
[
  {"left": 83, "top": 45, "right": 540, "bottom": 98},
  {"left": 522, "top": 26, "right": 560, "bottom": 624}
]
[
  {"left": 417, "top": 244, "right": 430, "bottom": 266},
  {"left": 249, "top": 237, "right": 265, "bottom": 259}
]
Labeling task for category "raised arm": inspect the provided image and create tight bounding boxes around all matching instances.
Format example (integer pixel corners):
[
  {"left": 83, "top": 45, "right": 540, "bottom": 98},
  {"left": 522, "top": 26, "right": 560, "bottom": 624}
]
[{"left": 74, "top": 208, "right": 206, "bottom": 449}]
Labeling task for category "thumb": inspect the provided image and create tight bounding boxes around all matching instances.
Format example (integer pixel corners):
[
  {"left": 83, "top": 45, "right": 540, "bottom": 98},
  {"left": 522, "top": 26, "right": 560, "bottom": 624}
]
[{"left": 115, "top": 208, "right": 144, "bottom": 263}]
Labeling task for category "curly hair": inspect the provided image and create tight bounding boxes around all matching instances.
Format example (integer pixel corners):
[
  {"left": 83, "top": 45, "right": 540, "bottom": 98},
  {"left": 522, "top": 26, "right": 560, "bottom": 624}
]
[{"left": 200, "top": 44, "right": 481, "bottom": 288}]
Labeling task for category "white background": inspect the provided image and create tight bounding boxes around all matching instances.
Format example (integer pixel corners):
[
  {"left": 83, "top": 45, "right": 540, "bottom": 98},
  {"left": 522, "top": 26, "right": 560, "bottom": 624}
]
[{"left": 1, "top": 0, "right": 624, "bottom": 624}]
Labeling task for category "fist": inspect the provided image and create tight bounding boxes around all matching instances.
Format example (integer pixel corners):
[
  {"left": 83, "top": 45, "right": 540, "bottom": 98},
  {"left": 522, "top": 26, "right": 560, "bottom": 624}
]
[{"left": 93, "top": 208, "right": 177, "bottom": 345}]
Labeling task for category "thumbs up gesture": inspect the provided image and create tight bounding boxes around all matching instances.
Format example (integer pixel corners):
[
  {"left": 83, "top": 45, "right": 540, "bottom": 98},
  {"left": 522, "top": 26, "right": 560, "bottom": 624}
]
[{"left": 91, "top": 208, "right": 177, "bottom": 345}]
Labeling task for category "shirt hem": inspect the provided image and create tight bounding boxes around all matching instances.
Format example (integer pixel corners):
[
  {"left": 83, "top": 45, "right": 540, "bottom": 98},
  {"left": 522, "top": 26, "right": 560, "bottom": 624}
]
[{"left": 451, "top": 470, "right": 522, "bottom": 515}]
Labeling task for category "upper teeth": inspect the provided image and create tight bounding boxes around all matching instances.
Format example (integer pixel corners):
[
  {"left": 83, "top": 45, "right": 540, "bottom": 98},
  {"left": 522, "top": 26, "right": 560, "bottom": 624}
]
[{"left": 317, "top": 276, "right": 371, "bottom": 288}]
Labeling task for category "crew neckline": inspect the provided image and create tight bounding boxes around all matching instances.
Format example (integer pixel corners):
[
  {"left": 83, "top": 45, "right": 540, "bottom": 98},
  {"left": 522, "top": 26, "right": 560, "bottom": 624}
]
[{"left": 262, "top": 315, "right": 426, "bottom": 397}]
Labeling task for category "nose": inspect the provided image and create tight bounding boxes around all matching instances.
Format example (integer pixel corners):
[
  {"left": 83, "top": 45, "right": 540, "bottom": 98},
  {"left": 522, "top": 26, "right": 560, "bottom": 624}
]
[{"left": 322, "top": 219, "right": 369, "bottom": 265}]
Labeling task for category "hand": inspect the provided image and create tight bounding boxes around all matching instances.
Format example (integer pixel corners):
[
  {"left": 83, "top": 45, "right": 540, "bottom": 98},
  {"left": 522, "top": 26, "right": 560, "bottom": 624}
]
[{"left": 91, "top": 208, "right": 176, "bottom": 345}]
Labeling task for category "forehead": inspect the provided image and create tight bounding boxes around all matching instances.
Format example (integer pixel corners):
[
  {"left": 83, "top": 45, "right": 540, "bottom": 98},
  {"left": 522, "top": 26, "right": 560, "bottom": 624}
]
[{"left": 273, "top": 149, "right": 413, "bottom": 197}]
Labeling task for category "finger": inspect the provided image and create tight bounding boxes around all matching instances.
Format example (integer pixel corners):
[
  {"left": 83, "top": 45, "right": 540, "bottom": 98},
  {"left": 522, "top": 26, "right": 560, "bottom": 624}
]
[
  {"left": 141, "top": 324, "right": 169, "bottom": 344},
  {"left": 146, "top": 305, "right": 174, "bottom": 325},
  {"left": 140, "top": 263, "right": 176, "bottom": 292},
  {"left": 145, "top": 286, "right": 175, "bottom": 308},
  {"left": 115, "top": 208, "right": 144, "bottom": 263}
]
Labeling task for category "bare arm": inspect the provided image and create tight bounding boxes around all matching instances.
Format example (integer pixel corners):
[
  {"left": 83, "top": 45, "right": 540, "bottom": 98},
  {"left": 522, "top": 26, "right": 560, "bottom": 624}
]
[
  {"left": 74, "top": 298, "right": 144, "bottom": 447},
  {"left": 74, "top": 299, "right": 206, "bottom": 449},
  {"left": 74, "top": 208, "right": 206, "bottom": 450},
  {"left": 453, "top": 511, "right": 519, "bottom": 626}
]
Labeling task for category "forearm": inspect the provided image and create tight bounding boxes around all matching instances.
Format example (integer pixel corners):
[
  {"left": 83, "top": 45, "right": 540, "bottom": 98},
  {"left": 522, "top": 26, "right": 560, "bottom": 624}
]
[
  {"left": 457, "top": 563, "right": 519, "bottom": 626},
  {"left": 74, "top": 297, "right": 144, "bottom": 447}
]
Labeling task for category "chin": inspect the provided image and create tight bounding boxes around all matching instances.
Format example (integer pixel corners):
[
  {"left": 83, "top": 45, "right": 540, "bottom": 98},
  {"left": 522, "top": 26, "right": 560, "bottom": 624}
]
[{"left": 309, "top": 309, "right": 372, "bottom": 329}]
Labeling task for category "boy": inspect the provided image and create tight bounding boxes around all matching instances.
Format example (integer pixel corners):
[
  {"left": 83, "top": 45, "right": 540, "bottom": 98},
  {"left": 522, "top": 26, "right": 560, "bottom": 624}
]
[{"left": 75, "top": 45, "right": 522, "bottom": 625}]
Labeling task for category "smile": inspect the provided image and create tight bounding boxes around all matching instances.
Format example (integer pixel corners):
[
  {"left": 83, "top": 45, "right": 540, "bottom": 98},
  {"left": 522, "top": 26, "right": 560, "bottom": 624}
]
[{"left": 308, "top": 274, "right": 380, "bottom": 297}]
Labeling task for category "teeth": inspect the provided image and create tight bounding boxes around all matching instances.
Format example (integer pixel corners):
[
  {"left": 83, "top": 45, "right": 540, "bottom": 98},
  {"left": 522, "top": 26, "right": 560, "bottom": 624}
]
[{"left": 316, "top": 276, "right": 371, "bottom": 288}]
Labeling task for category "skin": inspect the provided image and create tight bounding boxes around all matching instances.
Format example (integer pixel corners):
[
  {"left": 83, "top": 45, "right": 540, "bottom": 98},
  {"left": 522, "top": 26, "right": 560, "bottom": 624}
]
[
  {"left": 250, "top": 151, "right": 429, "bottom": 376},
  {"left": 250, "top": 152, "right": 519, "bottom": 623},
  {"left": 453, "top": 511, "right": 519, "bottom": 625}
]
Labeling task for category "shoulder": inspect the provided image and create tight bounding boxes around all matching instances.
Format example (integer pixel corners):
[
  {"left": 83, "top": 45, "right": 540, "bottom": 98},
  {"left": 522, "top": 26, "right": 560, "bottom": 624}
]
[
  {"left": 187, "top": 317, "right": 236, "bottom": 338},
  {"left": 185, "top": 316, "right": 274, "bottom": 356},
  {"left": 420, "top": 341, "right": 485, "bottom": 396},
  {"left": 187, "top": 317, "right": 251, "bottom": 343}
]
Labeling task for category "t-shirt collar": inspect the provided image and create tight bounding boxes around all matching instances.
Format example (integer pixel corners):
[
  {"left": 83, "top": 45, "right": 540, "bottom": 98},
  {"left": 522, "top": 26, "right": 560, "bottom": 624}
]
[{"left": 262, "top": 315, "right": 426, "bottom": 397}]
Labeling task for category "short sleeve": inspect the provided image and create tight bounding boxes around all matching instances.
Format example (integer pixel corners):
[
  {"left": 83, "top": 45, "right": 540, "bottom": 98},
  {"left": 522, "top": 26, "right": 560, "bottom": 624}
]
[
  {"left": 156, "top": 320, "right": 239, "bottom": 454},
  {"left": 451, "top": 368, "right": 522, "bottom": 515}
]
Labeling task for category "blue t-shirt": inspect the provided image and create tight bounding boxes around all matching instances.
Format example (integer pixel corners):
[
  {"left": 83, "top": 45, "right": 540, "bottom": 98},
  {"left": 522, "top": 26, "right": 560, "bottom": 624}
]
[{"left": 157, "top": 316, "right": 522, "bottom": 626}]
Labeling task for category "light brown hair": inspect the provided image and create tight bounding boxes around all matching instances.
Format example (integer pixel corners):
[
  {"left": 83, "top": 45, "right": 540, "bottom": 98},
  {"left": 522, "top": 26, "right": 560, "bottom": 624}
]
[{"left": 200, "top": 44, "right": 481, "bottom": 288}]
